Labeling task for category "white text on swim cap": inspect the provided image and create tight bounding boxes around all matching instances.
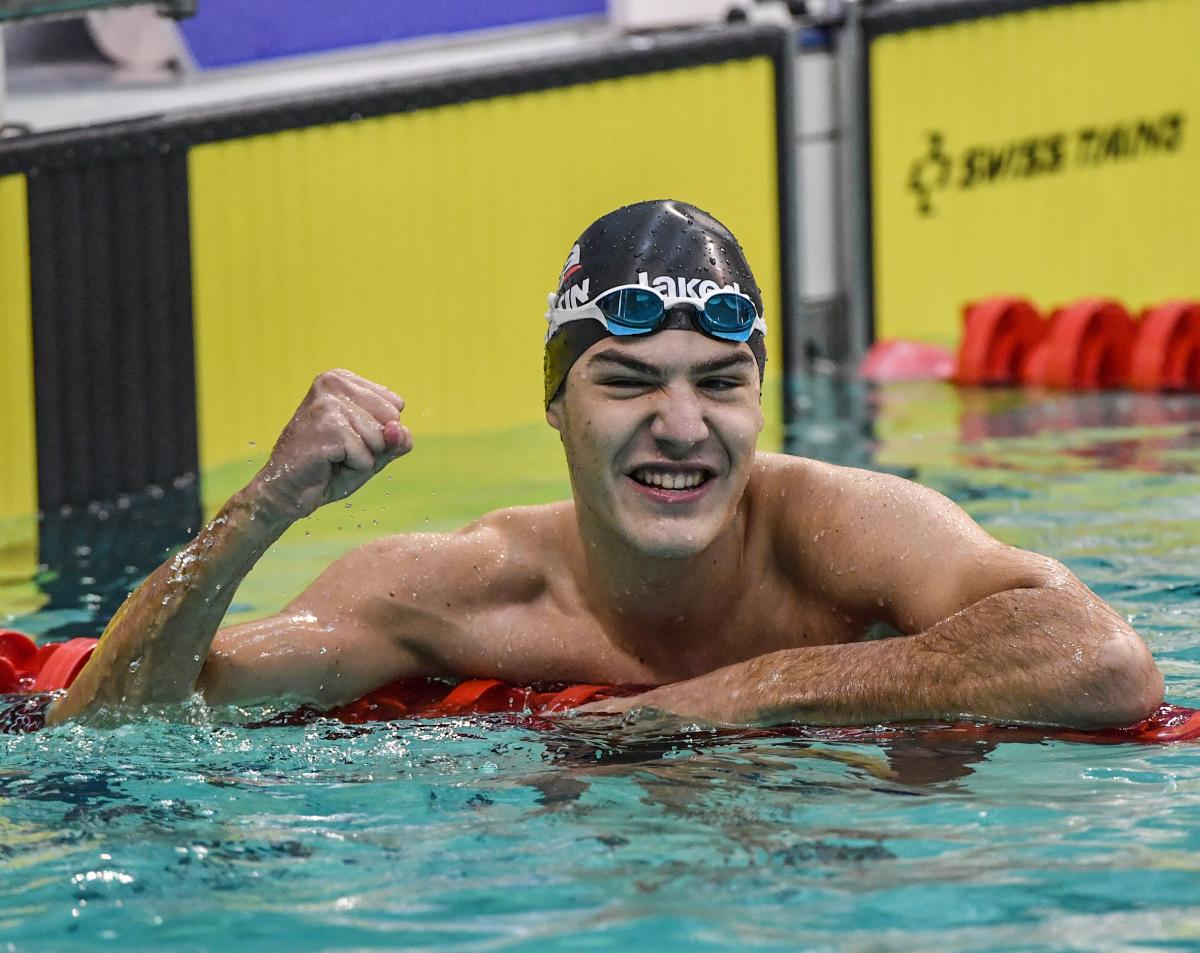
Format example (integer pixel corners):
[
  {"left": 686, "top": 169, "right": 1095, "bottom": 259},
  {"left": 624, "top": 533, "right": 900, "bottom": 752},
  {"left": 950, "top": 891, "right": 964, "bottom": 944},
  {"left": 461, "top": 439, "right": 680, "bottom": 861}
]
[
  {"left": 637, "top": 272, "right": 742, "bottom": 299},
  {"left": 559, "top": 278, "right": 591, "bottom": 308}
]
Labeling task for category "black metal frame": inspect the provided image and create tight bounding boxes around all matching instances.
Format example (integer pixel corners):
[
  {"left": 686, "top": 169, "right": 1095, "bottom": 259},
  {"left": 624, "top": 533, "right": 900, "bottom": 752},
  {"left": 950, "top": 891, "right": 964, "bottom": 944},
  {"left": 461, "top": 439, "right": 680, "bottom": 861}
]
[{"left": 27, "top": 152, "right": 197, "bottom": 513}]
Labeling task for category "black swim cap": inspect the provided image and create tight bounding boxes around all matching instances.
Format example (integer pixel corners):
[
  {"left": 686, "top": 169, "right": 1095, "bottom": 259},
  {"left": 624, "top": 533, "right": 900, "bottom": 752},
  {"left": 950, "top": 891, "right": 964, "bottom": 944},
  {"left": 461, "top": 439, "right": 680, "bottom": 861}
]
[{"left": 544, "top": 199, "right": 766, "bottom": 406}]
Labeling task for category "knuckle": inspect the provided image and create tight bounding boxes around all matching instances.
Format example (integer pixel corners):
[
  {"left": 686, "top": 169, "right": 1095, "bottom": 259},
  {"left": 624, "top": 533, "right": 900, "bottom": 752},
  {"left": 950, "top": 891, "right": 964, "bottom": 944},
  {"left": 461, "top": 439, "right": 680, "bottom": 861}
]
[
  {"left": 314, "top": 393, "right": 340, "bottom": 416},
  {"left": 315, "top": 369, "right": 356, "bottom": 392}
]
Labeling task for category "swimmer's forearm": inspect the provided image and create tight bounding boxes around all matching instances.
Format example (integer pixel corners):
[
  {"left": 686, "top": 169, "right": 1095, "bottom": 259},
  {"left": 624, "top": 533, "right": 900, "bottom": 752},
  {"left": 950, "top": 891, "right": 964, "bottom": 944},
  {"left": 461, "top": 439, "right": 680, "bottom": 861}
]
[
  {"left": 45, "top": 488, "right": 289, "bottom": 724},
  {"left": 617, "top": 587, "right": 1163, "bottom": 729},
  {"left": 778, "top": 587, "right": 1161, "bottom": 728}
]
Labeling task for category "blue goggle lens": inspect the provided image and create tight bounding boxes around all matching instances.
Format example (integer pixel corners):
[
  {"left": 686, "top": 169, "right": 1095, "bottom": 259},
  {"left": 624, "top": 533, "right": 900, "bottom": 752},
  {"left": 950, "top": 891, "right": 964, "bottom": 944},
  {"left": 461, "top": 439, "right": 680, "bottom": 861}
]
[
  {"left": 596, "top": 288, "right": 663, "bottom": 330},
  {"left": 701, "top": 292, "right": 756, "bottom": 335}
]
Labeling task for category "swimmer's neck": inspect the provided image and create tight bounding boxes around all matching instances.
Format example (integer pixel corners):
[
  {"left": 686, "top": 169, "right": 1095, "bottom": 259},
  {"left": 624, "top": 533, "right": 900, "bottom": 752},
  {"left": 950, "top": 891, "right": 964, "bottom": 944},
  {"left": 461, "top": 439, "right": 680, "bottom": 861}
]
[{"left": 569, "top": 501, "right": 749, "bottom": 648}]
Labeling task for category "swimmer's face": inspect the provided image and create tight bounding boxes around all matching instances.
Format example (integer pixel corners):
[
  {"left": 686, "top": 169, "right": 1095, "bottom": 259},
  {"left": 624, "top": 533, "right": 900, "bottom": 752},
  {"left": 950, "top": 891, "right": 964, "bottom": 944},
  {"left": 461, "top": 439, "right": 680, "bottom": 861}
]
[{"left": 547, "top": 330, "right": 764, "bottom": 559}]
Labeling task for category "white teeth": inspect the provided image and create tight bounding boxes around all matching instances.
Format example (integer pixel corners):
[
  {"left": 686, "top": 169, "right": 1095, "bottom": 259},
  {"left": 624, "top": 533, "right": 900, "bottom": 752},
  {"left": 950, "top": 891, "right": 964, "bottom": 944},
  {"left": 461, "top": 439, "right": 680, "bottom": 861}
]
[{"left": 633, "top": 468, "right": 707, "bottom": 490}]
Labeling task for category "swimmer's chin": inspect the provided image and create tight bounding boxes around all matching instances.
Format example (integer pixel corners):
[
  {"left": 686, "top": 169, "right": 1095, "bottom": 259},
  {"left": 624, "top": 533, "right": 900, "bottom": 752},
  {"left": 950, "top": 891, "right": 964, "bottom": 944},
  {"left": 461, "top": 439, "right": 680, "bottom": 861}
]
[{"left": 620, "top": 531, "right": 727, "bottom": 561}]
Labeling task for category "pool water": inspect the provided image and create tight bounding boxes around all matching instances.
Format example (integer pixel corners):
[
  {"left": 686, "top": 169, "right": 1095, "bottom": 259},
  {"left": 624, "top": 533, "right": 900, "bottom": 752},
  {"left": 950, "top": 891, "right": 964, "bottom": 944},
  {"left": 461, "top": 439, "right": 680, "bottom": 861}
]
[{"left": 3, "top": 380, "right": 1200, "bottom": 952}]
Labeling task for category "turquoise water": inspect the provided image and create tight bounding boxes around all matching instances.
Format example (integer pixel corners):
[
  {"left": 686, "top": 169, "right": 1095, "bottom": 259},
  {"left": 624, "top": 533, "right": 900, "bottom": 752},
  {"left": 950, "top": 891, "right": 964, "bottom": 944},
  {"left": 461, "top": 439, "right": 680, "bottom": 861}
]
[{"left": 3, "top": 381, "right": 1200, "bottom": 952}]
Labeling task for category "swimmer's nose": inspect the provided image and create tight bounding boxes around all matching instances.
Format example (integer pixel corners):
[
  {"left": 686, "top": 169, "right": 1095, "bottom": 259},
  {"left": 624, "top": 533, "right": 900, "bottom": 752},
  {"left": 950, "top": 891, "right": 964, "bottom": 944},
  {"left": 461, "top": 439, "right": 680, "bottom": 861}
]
[{"left": 649, "top": 386, "right": 709, "bottom": 451}]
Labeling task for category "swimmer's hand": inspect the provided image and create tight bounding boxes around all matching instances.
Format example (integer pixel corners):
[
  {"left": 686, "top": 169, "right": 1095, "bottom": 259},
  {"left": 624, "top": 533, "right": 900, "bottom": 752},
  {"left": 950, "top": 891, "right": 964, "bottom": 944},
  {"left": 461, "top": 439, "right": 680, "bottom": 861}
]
[
  {"left": 573, "top": 680, "right": 743, "bottom": 726},
  {"left": 248, "top": 369, "right": 413, "bottom": 523}
]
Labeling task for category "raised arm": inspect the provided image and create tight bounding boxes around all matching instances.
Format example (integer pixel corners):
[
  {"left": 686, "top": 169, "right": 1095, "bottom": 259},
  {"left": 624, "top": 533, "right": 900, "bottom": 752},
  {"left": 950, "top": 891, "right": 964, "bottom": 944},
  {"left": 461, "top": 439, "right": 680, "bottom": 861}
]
[
  {"left": 47, "top": 369, "right": 415, "bottom": 725},
  {"left": 585, "top": 463, "right": 1163, "bottom": 729}
]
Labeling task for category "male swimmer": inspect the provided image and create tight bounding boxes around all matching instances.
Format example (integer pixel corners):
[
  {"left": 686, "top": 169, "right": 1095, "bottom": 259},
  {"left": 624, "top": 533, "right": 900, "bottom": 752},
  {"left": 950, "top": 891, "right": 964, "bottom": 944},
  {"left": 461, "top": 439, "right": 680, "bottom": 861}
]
[{"left": 48, "top": 200, "right": 1163, "bottom": 728}]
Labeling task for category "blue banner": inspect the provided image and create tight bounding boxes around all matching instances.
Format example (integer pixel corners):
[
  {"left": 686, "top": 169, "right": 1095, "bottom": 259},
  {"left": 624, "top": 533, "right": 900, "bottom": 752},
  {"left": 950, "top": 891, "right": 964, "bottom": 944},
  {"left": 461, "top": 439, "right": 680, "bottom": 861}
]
[{"left": 179, "top": 0, "right": 607, "bottom": 69}]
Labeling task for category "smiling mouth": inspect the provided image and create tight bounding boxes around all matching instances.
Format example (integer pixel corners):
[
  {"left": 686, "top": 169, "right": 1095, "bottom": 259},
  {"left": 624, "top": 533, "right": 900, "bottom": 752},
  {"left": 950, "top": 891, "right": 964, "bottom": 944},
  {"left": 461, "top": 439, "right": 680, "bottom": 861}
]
[{"left": 628, "top": 467, "right": 713, "bottom": 491}]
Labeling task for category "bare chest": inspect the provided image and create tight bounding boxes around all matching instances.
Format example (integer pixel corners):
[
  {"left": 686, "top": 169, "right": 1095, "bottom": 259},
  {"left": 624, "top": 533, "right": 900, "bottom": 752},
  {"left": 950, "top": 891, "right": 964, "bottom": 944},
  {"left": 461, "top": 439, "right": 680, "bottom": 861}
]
[{"left": 441, "top": 575, "right": 866, "bottom": 687}]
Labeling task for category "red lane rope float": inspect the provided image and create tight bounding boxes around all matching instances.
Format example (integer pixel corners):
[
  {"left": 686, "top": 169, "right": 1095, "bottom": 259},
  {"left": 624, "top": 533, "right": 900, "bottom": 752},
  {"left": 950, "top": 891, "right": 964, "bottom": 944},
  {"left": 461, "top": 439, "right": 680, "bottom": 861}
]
[
  {"left": 1023, "top": 298, "right": 1137, "bottom": 390},
  {"left": 31, "top": 638, "right": 98, "bottom": 694},
  {"left": 326, "top": 676, "right": 623, "bottom": 724},
  {"left": 2, "top": 630, "right": 1198, "bottom": 743},
  {"left": 957, "top": 297, "right": 1047, "bottom": 386},
  {"left": 951, "top": 297, "right": 1200, "bottom": 392},
  {"left": 0, "top": 631, "right": 632, "bottom": 725},
  {"left": 1129, "top": 301, "right": 1200, "bottom": 392},
  {"left": 0, "top": 631, "right": 38, "bottom": 693}
]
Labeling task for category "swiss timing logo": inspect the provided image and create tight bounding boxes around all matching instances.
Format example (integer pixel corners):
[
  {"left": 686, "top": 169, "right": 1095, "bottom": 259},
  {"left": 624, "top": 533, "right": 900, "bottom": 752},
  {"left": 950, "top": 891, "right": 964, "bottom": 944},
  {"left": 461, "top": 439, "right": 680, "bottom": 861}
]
[
  {"left": 906, "top": 112, "right": 1185, "bottom": 216},
  {"left": 907, "top": 131, "right": 952, "bottom": 216}
]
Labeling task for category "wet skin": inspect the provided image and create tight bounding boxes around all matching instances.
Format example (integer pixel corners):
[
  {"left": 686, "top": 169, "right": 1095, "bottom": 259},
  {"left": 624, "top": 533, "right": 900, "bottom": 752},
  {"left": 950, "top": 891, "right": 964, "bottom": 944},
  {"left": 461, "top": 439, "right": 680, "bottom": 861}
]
[{"left": 49, "top": 337, "right": 1164, "bottom": 729}]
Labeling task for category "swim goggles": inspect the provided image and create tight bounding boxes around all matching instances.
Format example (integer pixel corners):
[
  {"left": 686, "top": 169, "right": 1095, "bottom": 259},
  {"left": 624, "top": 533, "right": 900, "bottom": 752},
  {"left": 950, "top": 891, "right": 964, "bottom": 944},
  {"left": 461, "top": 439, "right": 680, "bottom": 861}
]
[{"left": 545, "top": 284, "right": 766, "bottom": 343}]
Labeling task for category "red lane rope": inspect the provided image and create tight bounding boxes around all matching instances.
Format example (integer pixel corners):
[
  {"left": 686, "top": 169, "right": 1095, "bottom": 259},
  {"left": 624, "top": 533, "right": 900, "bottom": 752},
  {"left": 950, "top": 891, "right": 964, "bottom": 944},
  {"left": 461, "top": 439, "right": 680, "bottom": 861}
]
[{"left": 2, "top": 630, "right": 1197, "bottom": 743}]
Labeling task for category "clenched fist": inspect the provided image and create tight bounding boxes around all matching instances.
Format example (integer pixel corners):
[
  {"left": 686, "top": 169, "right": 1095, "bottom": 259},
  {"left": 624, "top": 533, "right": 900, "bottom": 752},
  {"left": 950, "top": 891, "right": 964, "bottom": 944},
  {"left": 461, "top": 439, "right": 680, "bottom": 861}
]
[{"left": 247, "top": 369, "right": 413, "bottom": 523}]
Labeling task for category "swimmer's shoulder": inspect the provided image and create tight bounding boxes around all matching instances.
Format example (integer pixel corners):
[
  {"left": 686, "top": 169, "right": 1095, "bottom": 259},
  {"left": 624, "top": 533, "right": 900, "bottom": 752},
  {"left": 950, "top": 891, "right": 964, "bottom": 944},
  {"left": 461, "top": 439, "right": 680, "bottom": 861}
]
[
  {"left": 748, "top": 451, "right": 942, "bottom": 536},
  {"left": 461, "top": 500, "right": 577, "bottom": 558},
  {"left": 747, "top": 450, "right": 849, "bottom": 510},
  {"left": 382, "top": 501, "right": 577, "bottom": 610},
  {"left": 751, "top": 450, "right": 925, "bottom": 496}
]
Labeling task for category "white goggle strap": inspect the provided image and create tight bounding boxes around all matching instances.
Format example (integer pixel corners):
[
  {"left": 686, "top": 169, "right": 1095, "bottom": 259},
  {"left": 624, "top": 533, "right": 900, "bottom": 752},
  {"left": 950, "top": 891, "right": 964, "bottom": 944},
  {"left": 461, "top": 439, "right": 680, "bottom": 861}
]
[{"left": 545, "top": 292, "right": 607, "bottom": 342}]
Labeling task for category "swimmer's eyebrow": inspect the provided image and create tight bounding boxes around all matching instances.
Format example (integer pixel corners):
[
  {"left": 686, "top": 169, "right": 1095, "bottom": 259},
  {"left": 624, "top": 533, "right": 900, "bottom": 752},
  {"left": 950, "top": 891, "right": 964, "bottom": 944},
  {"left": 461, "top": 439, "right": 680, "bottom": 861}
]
[
  {"left": 587, "top": 350, "right": 756, "bottom": 377},
  {"left": 690, "top": 353, "right": 757, "bottom": 376},
  {"left": 587, "top": 352, "right": 663, "bottom": 376}
]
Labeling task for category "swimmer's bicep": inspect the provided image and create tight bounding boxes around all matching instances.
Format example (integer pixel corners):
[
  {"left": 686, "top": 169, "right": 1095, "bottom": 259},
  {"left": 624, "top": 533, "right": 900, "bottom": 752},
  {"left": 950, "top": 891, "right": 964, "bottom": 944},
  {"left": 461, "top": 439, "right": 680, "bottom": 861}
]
[
  {"left": 876, "top": 495, "right": 1064, "bottom": 633},
  {"left": 197, "top": 538, "right": 436, "bottom": 706},
  {"left": 198, "top": 611, "right": 426, "bottom": 708},
  {"left": 885, "top": 537, "right": 1065, "bottom": 635}
]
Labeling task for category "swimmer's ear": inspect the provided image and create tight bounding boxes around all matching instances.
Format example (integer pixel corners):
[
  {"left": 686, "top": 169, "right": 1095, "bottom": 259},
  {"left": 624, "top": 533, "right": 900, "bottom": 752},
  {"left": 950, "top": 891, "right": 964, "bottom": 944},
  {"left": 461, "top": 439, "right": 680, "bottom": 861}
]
[{"left": 545, "top": 397, "right": 564, "bottom": 433}]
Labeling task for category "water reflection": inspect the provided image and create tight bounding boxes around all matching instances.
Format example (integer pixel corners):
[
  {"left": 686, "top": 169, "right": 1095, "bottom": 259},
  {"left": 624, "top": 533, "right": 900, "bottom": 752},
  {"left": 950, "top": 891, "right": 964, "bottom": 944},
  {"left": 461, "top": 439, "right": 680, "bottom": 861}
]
[
  {"left": 786, "top": 372, "right": 1200, "bottom": 477},
  {"left": 29, "top": 482, "right": 199, "bottom": 639},
  {"left": 524, "top": 722, "right": 1000, "bottom": 806},
  {"left": 785, "top": 370, "right": 878, "bottom": 471}
]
